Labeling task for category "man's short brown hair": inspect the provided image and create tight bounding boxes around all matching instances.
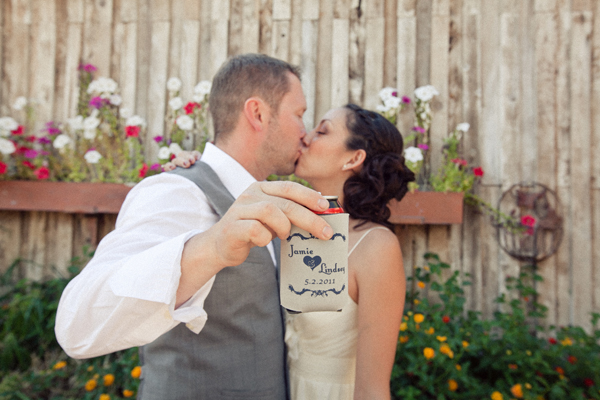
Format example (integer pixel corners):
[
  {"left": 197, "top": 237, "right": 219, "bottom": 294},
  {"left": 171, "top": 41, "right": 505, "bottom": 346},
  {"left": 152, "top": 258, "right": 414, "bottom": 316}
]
[{"left": 209, "top": 54, "right": 301, "bottom": 142}]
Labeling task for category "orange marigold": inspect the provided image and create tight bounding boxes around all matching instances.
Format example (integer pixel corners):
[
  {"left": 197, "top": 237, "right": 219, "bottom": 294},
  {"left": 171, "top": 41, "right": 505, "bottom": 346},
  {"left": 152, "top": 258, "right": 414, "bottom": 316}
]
[
  {"left": 85, "top": 379, "right": 97, "bottom": 391},
  {"left": 414, "top": 313, "right": 424, "bottom": 323},
  {"left": 131, "top": 366, "right": 142, "bottom": 379},
  {"left": 426, "top": 327, "right": 435, "bottom": 335},
  {"left": 510, "top": 383, "right": 523, "bottom": 398},
  {"left": 103, "top": 374, "right": 115, "bottom": 386},
  {"left": 423, "top": 347, "right": 435, "bottom": 359},
  {"left": 123, "top": 389, "right": 135, "bottom": 398},
  {"left": 417, "top": 281, "right": 426, "bottom": 289},
  {"left": 448, "top": 379, "right": 458, "bottom": 392},
  {"left": 52, "top": 361, "right": 67, "bottom": 370},
  {"left": 399, "top": 335, "right": 409, "bottom": 343},
  {"left": 491, "top": 391, "right": 503, "bottom": 400},
  {"left": 99, "top": 395, "right": 110, "bottom": 400}
]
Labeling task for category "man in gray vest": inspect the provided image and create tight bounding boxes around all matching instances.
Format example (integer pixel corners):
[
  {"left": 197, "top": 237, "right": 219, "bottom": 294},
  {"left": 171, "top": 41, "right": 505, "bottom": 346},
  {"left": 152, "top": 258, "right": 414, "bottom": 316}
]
[{"left": 55, "top": 54, "right": 334, "bottom": 399}]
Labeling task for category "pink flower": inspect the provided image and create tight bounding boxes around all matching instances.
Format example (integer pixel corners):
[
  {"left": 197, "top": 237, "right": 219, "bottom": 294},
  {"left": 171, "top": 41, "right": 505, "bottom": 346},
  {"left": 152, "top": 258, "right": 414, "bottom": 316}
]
[
  {"left": 22, "top": 160, "right": 35, "bottom": 170},
  {"left": 521, "top": 215, "right": 536, "bottom": 227},
  {"left": 24, "top": 149, "right": 38, "bottom": 159},
  {"left": 11, "top": 125, "right": 24, "bottom": 136},
  {"left": 37, "top": 137, "right": 52, "bottom": 145},
  {"left": 125, "top": 125, "right": 140, "bottom": 138},
  {"left": 153, "top": 136, "right": 164, "bottom": 143},
  {"left": 0, "top": 162, "right": 6, "bottom": 174},
  {"left": 44, "top": 122, "right": 61, "bottom": 135},
  {"left": 150, "top": 163, "right": 161, "bottom": 171},
  {"left": 89, "top": 96, "right": 107, "bottom": 109},
  {"left": 401, "top": 96, "right": 411, "bottom": 104},
  {"left": 34, "top": 166, "right": 50, "bottom": 180},
  {"left": 451, "top": 158, "right": 468, "bottom": 167},
  {"left": 79, "top": 63, "right": 97, "bottom": 72},
  {"left": 418, "top": 143, "right": 429, "bottom": 151},
  {"left": 412, "top": 126, "right": 426, "bottom": 134},
  {"left": 184, "top": 102, "right": 200, "bottom": 115},
  {"left": 138, "top": 163, "right": 149, "bottom": 178},
  {"left": 473, "top": 166, "right": 484, "bottom": 177}
]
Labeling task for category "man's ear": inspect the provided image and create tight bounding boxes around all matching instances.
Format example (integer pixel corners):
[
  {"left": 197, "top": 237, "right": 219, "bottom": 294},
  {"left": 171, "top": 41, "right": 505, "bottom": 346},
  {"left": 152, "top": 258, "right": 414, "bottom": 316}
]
[
  {"left": 342, "top": 149, "right": 367, "bottom": 171},
  {"left": 243, "top": 97, "right": 269, "bottom": 132}
]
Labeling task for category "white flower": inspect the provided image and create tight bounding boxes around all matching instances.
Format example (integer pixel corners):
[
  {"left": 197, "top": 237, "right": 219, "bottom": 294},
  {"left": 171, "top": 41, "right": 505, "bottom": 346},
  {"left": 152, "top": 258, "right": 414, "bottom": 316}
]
[
  {"left": 52, "top": 134, "right": 71, "bottom": 149},
  {"left": 456, "top": 123, "right": 470, "bottom": 132},
  {"left": 87, "top": 77, "right": 118, "bottom": 96},
  {"left": 0, "top": 138, "right": 16, "bottom": 155},
  {"left": 167, "top": 77, "right": 182, "bottom": 92},
  {"left": 157, "top": 146, "right": 171, "bottom": 160},
  {"left": 109, "top": 94, "right": 122, "bottom": 106},
  {"left": 126, "top": 115, "right": 146, "bottom": 127},
  {"left": 83, "top": 129, "right": 96, "bottom": 140},
  {"left": 83, "top": 115, "right": 100, "bottom": 131},
  {"left": 0, "top": 117, "right": 19, "bottom": 133},
  {"left": 169, "top": 97, "right": 184, "bottom": 111},
  {"left": 414, "top": 85, "right": 439, "bottom": 102},
  {"left": 378, "top": 87, "right": 397, "bottom": 101},
  {"left": 194, "top": 81, "right": 212, "bottom": 96},
  {"left": 176, "top": 115, "right": 194, "bottom": 131},
  {"left": 119, "top": 107, "right": 132, "bottom": 119},
  {"left": 404, "top": 146, "right": 424, "bottom": 163},
  {"left": 13, "top": 96, "right": 27, "bottom": 111},
  {"left": 67, "top": 115, "right": 84, "bottom": 131},
  {"left": 376, "top": 104, "right": 391, "bottom": 113},
  {"left": 383, "top": 96, "right": 401, "bottom": 109},
  {"left": 192, "top": 94, "right": 204, "bottom": 103},
  {"left": 84, "top": 150, "right": 102, "bottom": 164},
  {"left": 169, "top": 142, "right": 183, "bottom": 156}
]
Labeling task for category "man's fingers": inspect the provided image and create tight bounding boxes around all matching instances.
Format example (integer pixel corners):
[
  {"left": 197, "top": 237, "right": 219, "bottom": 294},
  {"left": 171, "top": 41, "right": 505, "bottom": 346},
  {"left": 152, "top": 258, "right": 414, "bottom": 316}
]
[{"left": 253, "top": 181, "right": 330, "bottom": 212}]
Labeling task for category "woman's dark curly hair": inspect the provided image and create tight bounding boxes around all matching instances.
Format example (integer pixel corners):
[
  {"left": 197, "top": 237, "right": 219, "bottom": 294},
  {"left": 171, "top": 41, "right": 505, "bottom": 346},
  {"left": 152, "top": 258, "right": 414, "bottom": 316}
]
[{"left": 342, "top": 103, "right": 415, "bottom": 230}]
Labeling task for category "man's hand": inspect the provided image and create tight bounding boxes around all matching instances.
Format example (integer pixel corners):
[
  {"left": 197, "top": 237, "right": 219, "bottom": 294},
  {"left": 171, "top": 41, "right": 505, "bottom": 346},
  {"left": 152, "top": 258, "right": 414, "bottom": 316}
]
[{"left": 177, "top": 181, "right": 333, "bottom": 306}]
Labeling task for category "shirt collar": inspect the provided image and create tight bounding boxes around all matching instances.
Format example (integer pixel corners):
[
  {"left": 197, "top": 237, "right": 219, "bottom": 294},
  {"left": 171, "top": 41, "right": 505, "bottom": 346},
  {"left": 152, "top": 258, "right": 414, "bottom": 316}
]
[{"left": 200, "top": 142, "right": 257, "bottom": 199}]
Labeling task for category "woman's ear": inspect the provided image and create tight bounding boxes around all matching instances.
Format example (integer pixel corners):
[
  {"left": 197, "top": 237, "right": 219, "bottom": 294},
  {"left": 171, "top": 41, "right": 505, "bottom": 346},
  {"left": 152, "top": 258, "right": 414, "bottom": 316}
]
[
  {"left": 243, "top": 97, "right": 268, "bottom": 132},
  {"left": 342, "top": 149, "right": 366, "bottom": 171}
]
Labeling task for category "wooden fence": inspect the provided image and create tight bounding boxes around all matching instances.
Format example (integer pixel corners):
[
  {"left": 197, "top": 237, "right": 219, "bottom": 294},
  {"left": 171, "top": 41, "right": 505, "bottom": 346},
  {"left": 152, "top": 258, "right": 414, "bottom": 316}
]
[{"left": 0, "top": 0, "right": 599, "bottom": 331}]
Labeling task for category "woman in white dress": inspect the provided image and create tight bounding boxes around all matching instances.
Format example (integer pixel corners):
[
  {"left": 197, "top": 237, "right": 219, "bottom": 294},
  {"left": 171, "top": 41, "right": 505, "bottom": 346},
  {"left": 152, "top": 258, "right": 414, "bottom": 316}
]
[{"left": 167, "top": 104, "right": 414, "bottom": 400}]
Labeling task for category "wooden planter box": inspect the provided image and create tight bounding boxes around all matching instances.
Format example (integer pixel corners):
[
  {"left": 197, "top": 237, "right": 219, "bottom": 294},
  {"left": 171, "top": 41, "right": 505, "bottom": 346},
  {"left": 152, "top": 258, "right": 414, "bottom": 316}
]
[{"left": 0, "top": 181, "right": 464, "bottom": 224}]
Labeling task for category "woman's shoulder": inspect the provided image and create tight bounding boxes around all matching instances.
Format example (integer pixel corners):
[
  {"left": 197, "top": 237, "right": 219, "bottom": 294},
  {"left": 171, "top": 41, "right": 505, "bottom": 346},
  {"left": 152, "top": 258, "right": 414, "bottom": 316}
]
[{"left": 350, "top": 222, "right": 400, "bottom": 258}]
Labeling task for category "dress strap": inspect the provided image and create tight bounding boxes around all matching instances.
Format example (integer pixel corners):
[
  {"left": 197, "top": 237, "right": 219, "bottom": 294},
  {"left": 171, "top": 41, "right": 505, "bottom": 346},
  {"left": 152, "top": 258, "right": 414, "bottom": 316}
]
[{"left": 348, "top": 227, "right": 389, "bottom": 256}]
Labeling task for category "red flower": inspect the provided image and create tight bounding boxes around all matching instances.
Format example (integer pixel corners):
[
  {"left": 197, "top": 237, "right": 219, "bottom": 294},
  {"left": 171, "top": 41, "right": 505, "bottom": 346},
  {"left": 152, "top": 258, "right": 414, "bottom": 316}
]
[
  {"left": 34, "top": 166, "right": 50, "bottom": 180},
  {"left": 0, "top": 162, "right": 7, "bottom": 174},
  {"left": 125, "top": 125, "right": 140, "bottom": 138},
  {"left": 521, "top": 215, "right": 536, "bottom": 227},
  {"left": 555, "top": 366, "right": 564, "bottom": 375},
  {"left": 442, "top": 315, "right": 450, "bottom": 323},
  {"left": 548, "top": 338, "right": 557, "bottom": 345},
  {"left": 22, "top": 160, "right": 35, "bottom": 170},
  {"left": 584, "top": 378, "right": 594, "bottom": 388},
  {"left": 535, "top": 370, "right": 544, "bottom": 377},
  {"left": 473, "top": 166, "right": 484, "bottom": 177},
  {"left": 11, "top": 125, "right": 24, "bottom": 135},
  {"left": 568, "top": 355, "right": 577, "bottom": 364},
  {"left": 451, "top": 158, "right": 468, "bottom": 166},
  {"left": 25, "top": 135, "right": 37, "bottom": 143},
  {"left": 184, "top": 102, "right": 200, "bottom": 114},
  {"left": 138, "top": 163, "right": 149, "bottom": 178}
]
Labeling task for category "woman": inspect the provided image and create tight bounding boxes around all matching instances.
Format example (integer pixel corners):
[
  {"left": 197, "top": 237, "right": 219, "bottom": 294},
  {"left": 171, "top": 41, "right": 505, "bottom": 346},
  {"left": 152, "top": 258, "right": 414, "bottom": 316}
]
[{"left": 166, "top": 104, "right": 415, "bottom": 400}]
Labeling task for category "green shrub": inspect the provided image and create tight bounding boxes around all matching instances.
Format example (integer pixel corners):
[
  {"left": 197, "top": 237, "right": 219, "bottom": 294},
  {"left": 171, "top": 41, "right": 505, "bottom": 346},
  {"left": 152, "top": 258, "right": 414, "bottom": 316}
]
[{"left": 392, "top": 253, "right": 600, "bottom": 400}]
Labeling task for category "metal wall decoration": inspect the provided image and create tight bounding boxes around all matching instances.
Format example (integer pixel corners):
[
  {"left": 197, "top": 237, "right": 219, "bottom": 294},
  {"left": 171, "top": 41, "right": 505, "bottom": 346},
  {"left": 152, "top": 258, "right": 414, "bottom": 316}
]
[{"left": 495, "top": 182, "right": 563, "bottom": 265}]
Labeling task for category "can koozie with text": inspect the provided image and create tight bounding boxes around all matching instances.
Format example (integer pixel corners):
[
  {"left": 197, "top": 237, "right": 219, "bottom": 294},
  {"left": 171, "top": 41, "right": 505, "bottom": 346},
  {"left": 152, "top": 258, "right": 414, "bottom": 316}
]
[{"left": 280, "top": 213, "right": 349, "bottom": 312}]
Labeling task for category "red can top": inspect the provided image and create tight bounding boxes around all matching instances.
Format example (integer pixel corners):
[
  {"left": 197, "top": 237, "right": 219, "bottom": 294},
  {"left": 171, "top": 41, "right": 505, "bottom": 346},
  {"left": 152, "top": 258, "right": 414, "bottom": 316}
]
[{"left": 314, "top": 196, "right": 344, "bottom": 214}]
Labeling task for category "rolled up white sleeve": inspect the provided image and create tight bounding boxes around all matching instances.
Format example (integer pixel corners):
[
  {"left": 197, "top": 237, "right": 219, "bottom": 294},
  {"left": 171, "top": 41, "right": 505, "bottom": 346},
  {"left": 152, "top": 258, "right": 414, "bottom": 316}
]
[{"left": 55, "top": 174, "right": 218, "bottom": 359}]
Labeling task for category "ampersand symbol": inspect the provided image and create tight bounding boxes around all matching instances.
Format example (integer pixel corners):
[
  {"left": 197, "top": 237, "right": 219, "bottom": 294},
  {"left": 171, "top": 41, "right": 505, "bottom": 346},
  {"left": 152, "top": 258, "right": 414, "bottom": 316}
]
[{"left": 303, "top": 256, "right": 322, "bottom": 270}]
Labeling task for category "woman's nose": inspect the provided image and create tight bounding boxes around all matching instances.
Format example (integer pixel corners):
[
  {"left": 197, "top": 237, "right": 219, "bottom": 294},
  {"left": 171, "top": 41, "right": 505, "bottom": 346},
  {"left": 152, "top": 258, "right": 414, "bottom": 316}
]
[{"left": 302, "top": 129, "right": 316, "bottom": 146}]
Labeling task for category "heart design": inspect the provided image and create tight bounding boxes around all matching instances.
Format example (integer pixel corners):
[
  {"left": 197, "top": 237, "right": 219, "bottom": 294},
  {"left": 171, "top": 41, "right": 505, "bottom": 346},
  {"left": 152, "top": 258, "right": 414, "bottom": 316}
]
[{"left": 303, "top": 256, "right": 322, "bottom": 270}]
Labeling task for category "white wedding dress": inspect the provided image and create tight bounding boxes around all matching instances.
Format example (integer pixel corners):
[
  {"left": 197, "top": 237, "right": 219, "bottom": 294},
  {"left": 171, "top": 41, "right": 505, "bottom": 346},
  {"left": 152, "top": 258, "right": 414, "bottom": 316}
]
[{"left": 284, "top": 227, "right": 387, "bottom": 400}]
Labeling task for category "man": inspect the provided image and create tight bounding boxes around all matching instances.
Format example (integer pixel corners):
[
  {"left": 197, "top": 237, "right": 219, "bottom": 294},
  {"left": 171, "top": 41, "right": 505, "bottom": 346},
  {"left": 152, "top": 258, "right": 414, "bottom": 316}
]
[{"left": 55, "top": 54, "right": 332, "bottom": 399}]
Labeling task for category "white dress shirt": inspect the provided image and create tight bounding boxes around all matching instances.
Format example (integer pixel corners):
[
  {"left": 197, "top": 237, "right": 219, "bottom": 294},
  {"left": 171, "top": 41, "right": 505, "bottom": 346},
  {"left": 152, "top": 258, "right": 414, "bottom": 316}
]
[{"left": 55, "top": 143, "right": 275, "bottom": 359}]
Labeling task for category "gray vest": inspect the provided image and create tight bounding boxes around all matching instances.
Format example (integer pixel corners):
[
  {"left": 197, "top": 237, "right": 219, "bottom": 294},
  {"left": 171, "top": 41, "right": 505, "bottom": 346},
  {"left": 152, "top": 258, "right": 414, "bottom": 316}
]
[{"left": 138, "top": 162, "right": 287, "bottom": 400}]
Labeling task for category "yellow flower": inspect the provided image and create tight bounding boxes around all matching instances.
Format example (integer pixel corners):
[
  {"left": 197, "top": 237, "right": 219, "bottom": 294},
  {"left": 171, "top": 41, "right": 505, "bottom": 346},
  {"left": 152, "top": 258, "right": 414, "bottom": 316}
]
[
  {"left": 462, "top": 340, "right": 469, "bottom": 348},
  {"left": 526, "top": 350, "right": 532, "bottom": 356},
  {"left": 413, "top": 299, "right": 420, "bottom": 305},
  {"left": 536, "top": 396, "right": 545, "bottom": 400},
  {"left": 399, "top": 335, "right": 409, "bottom": 343},
  {"left": 561, "top": 337, "right": 573, "bottom": 346},
  {"left": 403, "top": 315, "right": 409, "bottom": 321},
  {"left": 491, "top": 391, "right": 503, "bottom": 400},
  {"left": 423, "top": 347, "right": 435, "bottom": 359},
  {"left": 440, "top": 344, "right": 454, "bottom": 359},
  {"left": 52, "top": 361, "right": 67, "bottom": 370},
  {"left": 87, "top": 366, "right": 94, "bottom": 372},
  {"left": 510, "top": 383, "right": 523, "bottom": 398},
  {"left": 407, "top": 311, "right": 413, "bottom": 316},
  {"left": 123, "top": 389, "right": 135, "bottom": 398},
  {"left": 85, "top": 379, "right": 98, "bottom": 391},
  {"left": 99, "top": 395, "right": 110, "bottom": 400},
  {"left": 131, "top": 366, "right": 142, "bottom": 379},
  {"left": 417, "top": 281, "right": 426, "bottom": 289},
  {"left": 103, "top": 374, "right": 115, "bottom": 386},
  {"left": 424, "top": 266, "right": 430, "bottom": 271},
  {"left": 426, "top": 327, "right": 435, "bottom": 335},
  {"left": 448, "top": 379, "right": 458, "bottom": 392},
  {"left": 414, "top": 313, "right": 424, "bottom": 323},
  {"left": 436, "top": 336, "right": 447, "bottom": 342},
  {"left": 455, "top": 364, "right": 462, "bottom": 371},
  {"left": 93, "top": 373, "right": 100, "bottom": 380},
  {"left": 506, "top": 350, "right": 512, "bottom": 356},
  {"left": 399, "top": 322, "right": 408, "bottom": 331},
  {"left": 525, "top": 383, "right": 532, "bottom": 390}
]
